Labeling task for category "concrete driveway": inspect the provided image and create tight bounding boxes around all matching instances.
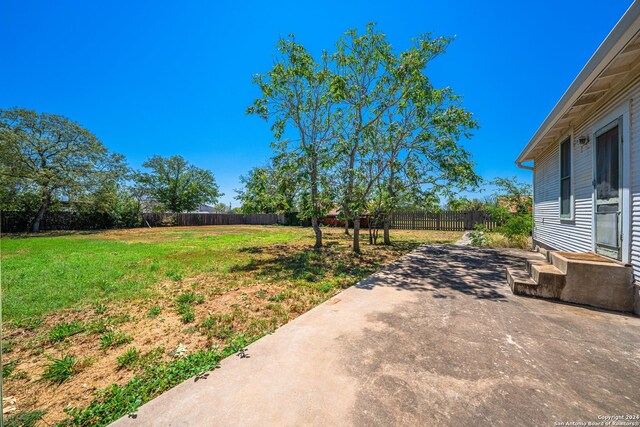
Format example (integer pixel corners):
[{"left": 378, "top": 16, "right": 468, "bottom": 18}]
[{"left": 113, "top": 245, "right": 640, "bottom": 427}]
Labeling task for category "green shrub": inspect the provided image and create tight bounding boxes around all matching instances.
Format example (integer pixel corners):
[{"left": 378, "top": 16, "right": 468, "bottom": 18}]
[
  {"left": 42, "top": 355, "right": 78, "bottom": 384},
  {"left": 468, "top": 224, "right": 489, "bottom": 247},
  {"left": 49, "top": 321, "right": 85, "bottom": 343},
  {"left": 500, "top": 214, "right": 533, "bottom": 240}
]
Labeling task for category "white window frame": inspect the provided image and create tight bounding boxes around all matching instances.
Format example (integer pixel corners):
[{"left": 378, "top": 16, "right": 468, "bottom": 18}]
[{"left": 558, "top": 133, "right": 574, "bottom": 220}]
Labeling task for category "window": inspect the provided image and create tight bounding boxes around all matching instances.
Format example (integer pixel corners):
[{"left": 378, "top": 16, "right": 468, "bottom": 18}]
[{"left": 560, "top": 138, "right": 572, "bottom": 217}]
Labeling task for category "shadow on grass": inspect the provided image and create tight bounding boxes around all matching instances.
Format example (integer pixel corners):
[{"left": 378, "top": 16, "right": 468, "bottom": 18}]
[
  {"left": 230, "top": 241, "right": 424, "bottom": 284},
  {"left": 1, "top": 229, "right": 105, "bottom": 239}
]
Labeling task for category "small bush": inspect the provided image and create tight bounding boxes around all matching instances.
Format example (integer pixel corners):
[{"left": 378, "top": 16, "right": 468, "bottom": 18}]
[
  {"left": 500, "top": 214, "right": 533, "bottom": 240},
  {"left": 42, "top": 355, "right": 78, "bottom": 384},
  {"left": 49, "top": 321, "right": 85, "bottom": 343},
  {"left": 116, "top": 348, "right": 140, "bottom": 369},
  {"left": 469, "top": 225, "right": 489, "bottom": 247},
  {"left": 99, "top": 331, "right": 133, "bottom": 349}
]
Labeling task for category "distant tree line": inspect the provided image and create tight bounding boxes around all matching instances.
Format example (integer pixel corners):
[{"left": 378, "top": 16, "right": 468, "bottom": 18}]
[
  {"left": 237, "top": 23, "right": 480, "bottom": 252},
  {"left": 0, "top": 108, "right": 222, "bottom": 232}
]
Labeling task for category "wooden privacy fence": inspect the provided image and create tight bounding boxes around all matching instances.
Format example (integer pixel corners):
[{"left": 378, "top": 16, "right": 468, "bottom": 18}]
[
  {"left": 142, "top": 212, "right": 285, "bottom": 227},
  {"left": 389, "top": 210, "right": 498, "bottom": 231}
]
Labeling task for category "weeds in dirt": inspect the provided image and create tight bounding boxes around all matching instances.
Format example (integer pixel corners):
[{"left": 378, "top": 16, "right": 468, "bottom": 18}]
[
  {"left": 42, "top": 355, "right": 78, "bottom": 384},
  {"left": 99, "top": 331, "right": 133, "bottom": 349},
  {"left": 3, "top": 410, "right": 47, "bottom": 427},
  {"left": 268, "top": 292, "right": 286, "bottom": 302},
  {"left": 116, "top": 348, "right": 140, "bottom": 369},
  {"left": 200, "top": 313, "right": 234, "bottom": 340},
  {"left": 147, "top": 305, "right": 161, "bottom": 318},
  {"left": 48, "top": 321, "right": 85, "bottom": 343},
  {"left": 175, "top": 292, "right": 204, "bottom": 323},
  {"left": 176, "top": 292, "right": 204, "bottom": 305},
  {"left": 3, "top": 359, "right": 18, "bottom": 377},
  {"left": 93, "top": 304, "right": 108, "bottom": 315},
  {"left": 61, "top": 335, "right": 255, "bottom": 426}
]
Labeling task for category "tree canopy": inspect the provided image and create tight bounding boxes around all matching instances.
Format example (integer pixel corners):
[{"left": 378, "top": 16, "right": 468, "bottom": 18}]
[
  {"left": 247, "top": 36, "right": 337, "bottom": 247},
  {"left": 0, "top": 107, "right": 127, "bottom": 232},
  {"left": 136, "top": 155, "right": 221, "bottom": 213},
  {"left": 246, "top": 23, "right": 479, "bottom": 251}
]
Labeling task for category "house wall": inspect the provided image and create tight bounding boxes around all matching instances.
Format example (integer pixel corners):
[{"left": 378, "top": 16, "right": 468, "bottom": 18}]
[{"left": 533, "top": 73, "right": 640, "bottom": 279}]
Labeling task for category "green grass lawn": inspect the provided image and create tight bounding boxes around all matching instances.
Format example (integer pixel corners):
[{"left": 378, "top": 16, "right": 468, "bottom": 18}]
[
  {"left": 2, "top": 226, "right": 307, "bottom": 320},
  {"left": 2, "top": 225, "right": 461, "bottom": 426}
]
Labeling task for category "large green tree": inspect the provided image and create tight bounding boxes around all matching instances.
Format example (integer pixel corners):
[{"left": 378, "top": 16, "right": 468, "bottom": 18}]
[
  {"left": 331, "top": 24, "right": 478, "bottom": 251},
  {"left": 136, "top": 155, "right": 221, "bottom": 212},
  {"left": 247, "top": 36, "right": 337, "bottom": 248},
  {"left": 236, "top": 162, "right": 297, "bottom": 214},
  {"left": 0, "top": 107, "right": 127, "bottom": 232}
]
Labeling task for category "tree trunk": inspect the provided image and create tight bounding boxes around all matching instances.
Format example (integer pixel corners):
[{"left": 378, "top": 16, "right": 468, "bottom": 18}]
[
  {"left": 352, "top": 217, "right": 361, "bottom": 253},
  {"left": 368, "top": 218, "right": 373, "bottom": 245},
  {"left": 343, "top": 203, "right": 350, "bottom": 235},
  {"left": 383, "top": 216, "right": 391, "bottom": 245},
  {"left": 32, "top": 194, "right": 51, "bottom": 233},
  {"left": 311, "top": 216, "right": 323, "bottom": 249}
]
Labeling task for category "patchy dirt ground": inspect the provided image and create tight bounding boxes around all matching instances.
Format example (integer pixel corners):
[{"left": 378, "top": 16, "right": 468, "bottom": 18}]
[{"left": 1, "top": 226, "right": 461, "bottom": 425}]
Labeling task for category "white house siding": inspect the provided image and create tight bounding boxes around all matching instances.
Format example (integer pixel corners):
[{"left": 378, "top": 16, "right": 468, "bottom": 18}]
[
  {"left": 533, "top": 135, "right": 593, "bottom": 253},
  {"left": 534, "top": 74, "right": 640, "bottom": 279},
  {"left": 629, "top": 80, "right": 640, "bottom": 280}
]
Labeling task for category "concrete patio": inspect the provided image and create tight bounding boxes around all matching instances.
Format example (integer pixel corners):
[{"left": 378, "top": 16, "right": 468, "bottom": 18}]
[{"left": 113, "top": 245, "right": 640, "bottom": 427}]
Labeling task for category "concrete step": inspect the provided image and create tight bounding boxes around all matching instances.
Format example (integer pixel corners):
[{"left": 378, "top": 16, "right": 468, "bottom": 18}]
[
  {"left": 526, "top": 259, "right": 566, "bottom": 290},
  {"left": 507, "top": 264, "right": 564, "bottom": 300},
  {"left": 536, "top": 246, "right": 550, "bottom": 261},
  {"left": 547, "top": 251, "right": 634, "bottom": 311},
  {"left": 506, "top": 267, "right": 538, "bottom": 296}
]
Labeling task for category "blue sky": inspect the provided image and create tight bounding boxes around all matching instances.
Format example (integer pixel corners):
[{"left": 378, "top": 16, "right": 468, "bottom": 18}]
[{"left": 1, "top": 1, "right": 633, "bottom": 206}]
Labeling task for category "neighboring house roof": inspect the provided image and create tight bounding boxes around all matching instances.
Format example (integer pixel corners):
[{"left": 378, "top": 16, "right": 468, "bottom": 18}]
[{"left": 517, "top": 2, "right": 640, "bottom": 166}]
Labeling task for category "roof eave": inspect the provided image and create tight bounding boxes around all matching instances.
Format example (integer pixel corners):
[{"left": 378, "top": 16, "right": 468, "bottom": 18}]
[{"left": 517, "top": 2, "right": 640, "bottom": 165}]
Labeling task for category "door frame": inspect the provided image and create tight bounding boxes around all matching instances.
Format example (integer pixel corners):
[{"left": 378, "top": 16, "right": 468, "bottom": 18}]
[{"left": 590, "top": 102, "right": 631, "bottom": 264}]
